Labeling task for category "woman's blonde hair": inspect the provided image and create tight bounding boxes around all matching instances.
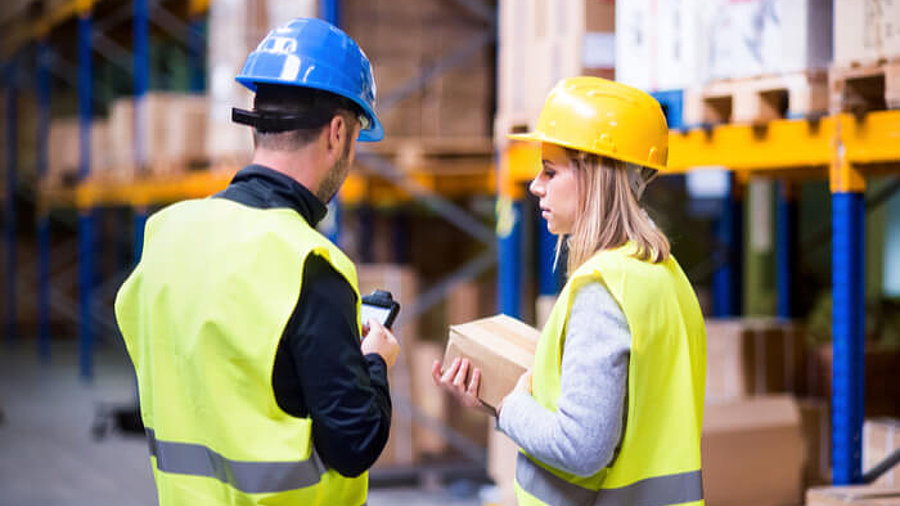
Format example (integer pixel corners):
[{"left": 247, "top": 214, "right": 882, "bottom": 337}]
[{"left": 561, "top": 149, "right": 670, "bottom": 275}]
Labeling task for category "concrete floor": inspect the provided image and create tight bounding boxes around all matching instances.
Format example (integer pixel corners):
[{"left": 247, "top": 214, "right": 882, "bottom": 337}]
[{"left": 0, "top": 340, "right": 482, "bottom": 506}]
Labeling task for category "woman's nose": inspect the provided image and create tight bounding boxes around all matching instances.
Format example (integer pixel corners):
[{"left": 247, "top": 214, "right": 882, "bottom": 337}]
[{"left": 529, "top": 177, "right": 543, "bottom": 197}]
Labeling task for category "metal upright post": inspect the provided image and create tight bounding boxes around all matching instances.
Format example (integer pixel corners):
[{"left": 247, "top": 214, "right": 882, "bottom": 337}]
[
  {"left": 537, "top": 215, "right": 560, "bottom": 296},
  {"left": 712, "top": 172, "right": 743, "bottom": 317},
  {"left": 187, "top": 0, "right": 206, "bottom": 93},
  {"left": 830, "top": 140, "right": 866, "bottom": 485},
  {"left": 776, "top": 180, "right": 799, "bottom": 319},
  {"left": 77, "top": 9, "right": 95, "bottom": 380},
  {"left": 4, "top": 59, "right": 18, "bottom": 345},
  {"left": 319, "top": 0, "right": 342, "bottom": 246},
  {"left": 132, "top": 0, "right": 149, "bottom": 266},
  {"left": 498, "top": 196, "right": 522, "bottom": 317},
  {"left": 36, "top": 41, "right": 52, "bottom": 361},
  {"left": 497, "top": 146, "right": 522, "bottom": 318}
]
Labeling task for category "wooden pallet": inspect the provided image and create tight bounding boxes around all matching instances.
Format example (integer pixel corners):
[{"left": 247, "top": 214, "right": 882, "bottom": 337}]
[
  {"left": 829, "top": 59, "right": 900, "bottom": 115},
  {"left": 684, "top": 71, "right": 829, "bottom": 126}
]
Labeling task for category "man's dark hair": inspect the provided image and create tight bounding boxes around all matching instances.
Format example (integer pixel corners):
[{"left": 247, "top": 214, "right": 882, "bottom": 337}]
[{"left": 252, "top": 84, "right": 365, "bottom": 151}]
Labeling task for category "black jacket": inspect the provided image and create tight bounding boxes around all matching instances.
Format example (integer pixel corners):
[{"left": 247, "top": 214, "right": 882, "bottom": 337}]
[{"left": 215, "top": 165, "right": 391, "bottom": 477}]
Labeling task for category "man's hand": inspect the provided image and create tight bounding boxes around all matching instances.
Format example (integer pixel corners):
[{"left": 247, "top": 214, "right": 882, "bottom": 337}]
[{"left": 361, "top": 319, "right": 400, "bottom": 369}]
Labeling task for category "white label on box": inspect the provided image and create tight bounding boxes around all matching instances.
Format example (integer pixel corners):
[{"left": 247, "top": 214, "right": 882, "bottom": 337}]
[{"left": 583, "top": 32, "right": 615, "bottom": 68}]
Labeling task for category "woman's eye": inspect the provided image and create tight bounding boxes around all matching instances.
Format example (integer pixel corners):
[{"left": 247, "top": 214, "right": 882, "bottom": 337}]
[{"left": 544, "top": 169, "right": 555, "bottom": 178}]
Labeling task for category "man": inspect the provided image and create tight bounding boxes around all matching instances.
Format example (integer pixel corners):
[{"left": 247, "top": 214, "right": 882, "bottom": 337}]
[{"left": 115, "top": 18, "right": 399, "bottom": 505}]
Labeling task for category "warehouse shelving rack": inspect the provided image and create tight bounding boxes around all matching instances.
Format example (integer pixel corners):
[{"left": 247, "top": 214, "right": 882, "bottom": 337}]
[
  {"left": 2, "top": 0, "right": 211, "bottom": 379},
  {"left": 2, "top": 0, "right": 500, "bottom": 485},
  {"left": 498, "top": 109, "right": 900, "bottom": 485},
  {"left": 2, "top": 0, "right": 498, "bottom": 377}
]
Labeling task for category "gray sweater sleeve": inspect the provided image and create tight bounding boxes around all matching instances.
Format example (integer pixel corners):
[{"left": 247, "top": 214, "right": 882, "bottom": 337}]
[{"left": 497, "top": 282, "right": 631, "bottom": 477}]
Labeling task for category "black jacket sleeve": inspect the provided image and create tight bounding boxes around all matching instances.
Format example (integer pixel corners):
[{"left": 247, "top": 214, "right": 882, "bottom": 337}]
[{"left": 271, "top": 253, "right": 392, "bottom": 477}]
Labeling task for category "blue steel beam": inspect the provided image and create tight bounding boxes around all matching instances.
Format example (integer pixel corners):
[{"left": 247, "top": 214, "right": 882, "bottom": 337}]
[
  {"left": 712, "top": 173, "right": 743, "bottom": 317},
  {"left": 37, "top": 41, "right": 51, "bottom": 361},
  {"left": 78, "top": 14, "right": 94, "bottom": 380},
  {"left": 319, "top": 0, "right": 342, "bottom": 245},
  {"left": 318, "top": 0, "right": 341, "bottom": 25},
  {"left": 4, "top": 60, "right": 18, "bottom": 345},
  {"left": 134, "top": 0, "right": 148, "bottom": 166},
  {"left": 188, "top": 17, "right": 206, "bottom": 92},
  {"left": 831, "top": 192, "right": 865, "bottom": 485},
  {"left": 537, "top": 215, "right": 560, "bottom": 295},
  {"left": 497, "top": 198, "right": 522, "bottom": 317},
  {"left": 133, "top": 208, "right": 148, "bottom": 263},
  {"left": 776, "top": 181, "right": 798, "bottom": 319}
]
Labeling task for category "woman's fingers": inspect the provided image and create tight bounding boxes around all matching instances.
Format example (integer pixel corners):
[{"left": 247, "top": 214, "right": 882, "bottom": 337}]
[
  {"left": 431, "top": 359, "right": 443, "bottom": 384},
  {"left": 440, "top": 357, "right": 461, "bottom": 384},
  {"left": 453, "top": 359, "right": 470, "bottom": 387},
  {"left": 466, "top": 368, "right": 480, "bottom": 396}
]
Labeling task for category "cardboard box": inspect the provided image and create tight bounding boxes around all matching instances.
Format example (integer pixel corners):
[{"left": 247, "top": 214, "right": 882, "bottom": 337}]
[
  {"left": 864, "top": 419, "right": 900, "bottom": 488},
  {"left": 810, "top": 346, "right": 900, "bottom": 418},
  {"left": 800, "top": 399, "right": 831, "bottom": 487},
  {"left": 702, "top": 395, "right": 804, "bottom": 506},
  {"left": 442, "top": 315, "right": 540, "bottom": 409},
  {"left": 702, "top": 0, "right": 832, "bottom": 80},
  {"left": 358, "top": 264, "right": 418, "bottom": 468},
  {"left": 616, "top": 0, "right": 703, "bottom": 92},
  {"left": 497, "top": 0, "right": 615, "bottom": 145},
  {"left": 807, "top": 486, "right": 900, "bottom": 505},
  {"left": 834, "top": 0, "right": 900, "bottom": 65},
  {"left": 705, "top": 318, "right": 806, "bottom": 403},
  {"left": 409, "top": 341, "right": 447, "bottom": 458}
]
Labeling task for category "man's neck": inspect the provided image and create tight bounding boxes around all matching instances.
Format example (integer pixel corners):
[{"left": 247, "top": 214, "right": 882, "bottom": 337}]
[{"left": 251, "top": 149, "right": 322, "bottom": 196}]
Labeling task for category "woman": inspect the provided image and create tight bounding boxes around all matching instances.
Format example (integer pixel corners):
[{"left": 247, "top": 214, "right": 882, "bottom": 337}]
[{"left": 434, "top": 77, "right": 707, "bottom": 506}]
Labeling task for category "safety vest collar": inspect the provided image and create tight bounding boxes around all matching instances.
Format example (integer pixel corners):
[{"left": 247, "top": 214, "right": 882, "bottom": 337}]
[
  {"left": 146, "top": 428, "right": 328, "bottom": 494},
  {"left": 516, "top": 453, "right": 703, "bottom": 506}
]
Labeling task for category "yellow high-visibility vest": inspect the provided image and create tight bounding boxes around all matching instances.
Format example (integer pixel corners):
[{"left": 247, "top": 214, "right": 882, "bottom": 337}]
[
  {"left": 115, "top": 198, "right": 367, "bottom": 506},
  {"left": 515, "top": 242, "right": 707, "bottom": 506}
]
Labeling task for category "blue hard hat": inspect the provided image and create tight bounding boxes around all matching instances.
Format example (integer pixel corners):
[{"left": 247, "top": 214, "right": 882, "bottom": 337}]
[{"left": 236, "top": 17, "right": 383, "bottom": 142}]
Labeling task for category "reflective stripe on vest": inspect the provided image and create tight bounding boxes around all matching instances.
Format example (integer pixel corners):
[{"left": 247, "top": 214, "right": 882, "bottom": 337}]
[
  {"left": 146, "top": 429, "right": 327, "bottom": 494},
  {"left": 517, "top": 453, "right": 703, "bottom": 506}
]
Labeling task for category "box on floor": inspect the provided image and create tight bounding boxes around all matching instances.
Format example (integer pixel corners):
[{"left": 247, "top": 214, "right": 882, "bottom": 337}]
[
  {"left": 807, "top": 485, "right": 900, "bottom": 505},
  {"left": 865, "top": 419, "right": 900, "bottom": 488},
  {"left": 702, "top": 395, "right": 804, "bottom": 506}
]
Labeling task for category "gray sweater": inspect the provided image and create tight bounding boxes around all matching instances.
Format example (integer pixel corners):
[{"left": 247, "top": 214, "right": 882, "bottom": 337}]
[{"left": 497, "top": 282, "right": 631, "bottom": 477}]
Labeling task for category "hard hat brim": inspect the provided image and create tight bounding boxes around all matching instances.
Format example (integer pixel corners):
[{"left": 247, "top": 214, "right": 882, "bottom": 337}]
[{"left": 507, "top": 131, "right": 667, "bottom": 172}]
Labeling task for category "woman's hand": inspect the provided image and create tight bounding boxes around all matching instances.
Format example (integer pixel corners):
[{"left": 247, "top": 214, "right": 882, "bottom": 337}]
[
  {"left": 432, "top": 358, "right": 482, "bottom": 409},
  {"left": 513, "top": 369, "right": 533, "bottom": 395}
]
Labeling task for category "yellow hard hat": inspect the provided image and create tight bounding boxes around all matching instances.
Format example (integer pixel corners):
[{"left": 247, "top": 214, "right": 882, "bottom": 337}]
[{"left": 508, "top": 76, "right": 668, "bottom": 171}]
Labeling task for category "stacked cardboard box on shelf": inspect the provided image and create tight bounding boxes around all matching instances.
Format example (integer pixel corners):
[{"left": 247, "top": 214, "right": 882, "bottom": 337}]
[
  {"left": 829, "top": 0, "right": 900, "bottom": 113},
  {"left": 705, "top": 318, "right": 807, "bottom": 402},
  {"left": 496, "top": 0, "right": 615, "bottom": 143},
  {"left": 47, "top": 118, "right": 111, "bottom": 186},
  {"left": 833, "top": 0, "right": 900, "bottom": 66},
  {"left": 702, "top": 0, "right": 832, "bottom": 81},
  {"left": 206, "top": 0, "right": 316, "bottom": 165},
  {"left": 343, "top": 0, "right": 493, "bottom": 140},
  {"left": 615, "top": 0, "right": 703, "bottom": 93},
  {"left": 358, "top": 264, "right": 419, "bottom": 468},
  {"left": 107, "top": 93, "right": 209, "bottom": 180}
]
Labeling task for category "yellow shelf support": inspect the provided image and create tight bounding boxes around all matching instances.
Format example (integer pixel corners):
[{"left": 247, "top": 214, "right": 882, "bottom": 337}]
[{"left": 502, "top": 110, "right": 900, "bottom": 192}]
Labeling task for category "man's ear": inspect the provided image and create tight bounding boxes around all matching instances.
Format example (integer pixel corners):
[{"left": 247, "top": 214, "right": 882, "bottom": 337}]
[{"left": 326, "top": 114, "right": 346, "bottom": 156}]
